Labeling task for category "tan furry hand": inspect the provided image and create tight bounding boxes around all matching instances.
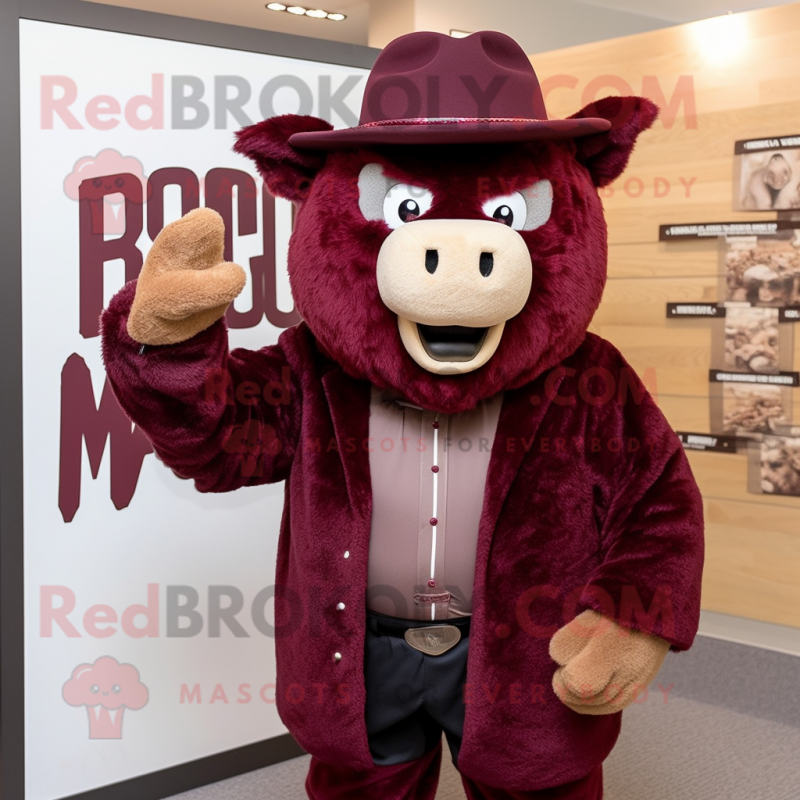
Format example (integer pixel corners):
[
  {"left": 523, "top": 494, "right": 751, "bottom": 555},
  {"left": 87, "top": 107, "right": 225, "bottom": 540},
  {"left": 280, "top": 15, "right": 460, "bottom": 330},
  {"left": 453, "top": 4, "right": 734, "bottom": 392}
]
[
  {"left": 549, "top": 610, "right": 669, "bottom": 715},
  {"left": 127, "top": 208, "right": 247, "bottom": 345}
]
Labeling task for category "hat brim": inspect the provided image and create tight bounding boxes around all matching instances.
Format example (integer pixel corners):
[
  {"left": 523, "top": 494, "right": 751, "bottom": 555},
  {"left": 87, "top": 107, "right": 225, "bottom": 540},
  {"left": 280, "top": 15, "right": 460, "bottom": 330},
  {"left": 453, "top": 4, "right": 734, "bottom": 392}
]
[{"left": 289, "top": 117, "right": 610, "bottom": 150}]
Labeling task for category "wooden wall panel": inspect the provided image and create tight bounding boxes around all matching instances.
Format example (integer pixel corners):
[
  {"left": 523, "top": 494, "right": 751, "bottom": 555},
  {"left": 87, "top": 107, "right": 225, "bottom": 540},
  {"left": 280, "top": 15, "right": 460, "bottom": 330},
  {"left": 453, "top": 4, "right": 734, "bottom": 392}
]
[
  {"left": 607, "top": 241, "right": 719, "bottom": 279},
  {"left": 704, "top": 501, "right": 800, "bottom": 628},
  {"left": 591, "top": 278, "right": 718, "bottom": 329},
  {"left": 533, "top": 3, "right": 800, "bottom": 629}
]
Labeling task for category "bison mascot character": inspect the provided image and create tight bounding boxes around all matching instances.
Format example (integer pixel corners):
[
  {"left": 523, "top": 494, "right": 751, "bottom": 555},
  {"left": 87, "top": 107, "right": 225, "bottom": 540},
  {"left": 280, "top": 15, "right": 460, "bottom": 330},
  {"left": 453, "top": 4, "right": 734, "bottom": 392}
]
[{"left": 102, "top": 30, "right": 704, "bottom": 800}]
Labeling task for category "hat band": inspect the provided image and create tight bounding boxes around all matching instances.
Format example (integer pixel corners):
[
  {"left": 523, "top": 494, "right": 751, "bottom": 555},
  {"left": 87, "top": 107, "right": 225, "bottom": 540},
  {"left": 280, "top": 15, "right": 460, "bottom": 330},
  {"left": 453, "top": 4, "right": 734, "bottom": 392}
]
[{"left": 360, "top": 116, "right": 544, "bottom": 128}]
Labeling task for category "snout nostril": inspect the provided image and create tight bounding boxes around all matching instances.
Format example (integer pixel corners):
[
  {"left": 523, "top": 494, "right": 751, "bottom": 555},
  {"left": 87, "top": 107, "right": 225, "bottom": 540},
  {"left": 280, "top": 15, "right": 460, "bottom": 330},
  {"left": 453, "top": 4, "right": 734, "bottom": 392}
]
[
  {"left": 425, "top": 249, "right": 439, "bottom": 274},
  {"left": 479, "top": 252, "right": 494, "bottom": 277}
]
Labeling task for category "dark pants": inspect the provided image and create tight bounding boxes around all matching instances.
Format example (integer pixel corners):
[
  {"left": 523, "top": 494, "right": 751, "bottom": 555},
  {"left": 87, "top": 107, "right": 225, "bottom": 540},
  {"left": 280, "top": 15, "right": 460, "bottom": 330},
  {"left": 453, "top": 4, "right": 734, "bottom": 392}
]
[{"left": 305, "top": 613, "right": 603, "bottom": 799}]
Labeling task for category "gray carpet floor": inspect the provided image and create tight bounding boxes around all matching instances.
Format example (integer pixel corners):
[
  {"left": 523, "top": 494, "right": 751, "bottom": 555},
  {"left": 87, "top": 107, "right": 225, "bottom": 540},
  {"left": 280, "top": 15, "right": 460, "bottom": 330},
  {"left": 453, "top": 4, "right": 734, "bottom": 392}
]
[{"left": 168, "top": 636, "right": 800, "bottom": 799}]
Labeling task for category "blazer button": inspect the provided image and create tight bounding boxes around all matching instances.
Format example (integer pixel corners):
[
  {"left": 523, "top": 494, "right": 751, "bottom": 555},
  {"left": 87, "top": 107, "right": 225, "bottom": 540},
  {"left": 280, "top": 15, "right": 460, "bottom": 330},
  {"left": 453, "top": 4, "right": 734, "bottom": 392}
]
[
  {"left": 333, "top": 652, "right": 342, "bottom": 663},
  {"left": 337, "top": 602, "right": 346, "bottom": 611}
]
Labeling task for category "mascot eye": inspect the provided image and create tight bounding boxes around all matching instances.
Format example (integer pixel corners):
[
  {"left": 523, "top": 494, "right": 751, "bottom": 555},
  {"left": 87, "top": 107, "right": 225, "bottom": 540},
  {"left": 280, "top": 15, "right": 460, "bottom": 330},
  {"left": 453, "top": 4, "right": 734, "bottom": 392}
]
[
  {"left": 383, "top": 184, "right": 434, "bottom": 229},
  {"left": 483, "top": 192, "right": 528, "bottom": 231}
]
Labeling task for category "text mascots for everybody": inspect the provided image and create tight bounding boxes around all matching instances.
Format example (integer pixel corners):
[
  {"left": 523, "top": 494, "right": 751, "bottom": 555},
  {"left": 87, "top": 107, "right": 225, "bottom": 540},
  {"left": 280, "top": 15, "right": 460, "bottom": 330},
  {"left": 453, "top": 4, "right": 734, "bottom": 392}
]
[{"left": 102, "top": 31, "right": 704, "bottom": 800}]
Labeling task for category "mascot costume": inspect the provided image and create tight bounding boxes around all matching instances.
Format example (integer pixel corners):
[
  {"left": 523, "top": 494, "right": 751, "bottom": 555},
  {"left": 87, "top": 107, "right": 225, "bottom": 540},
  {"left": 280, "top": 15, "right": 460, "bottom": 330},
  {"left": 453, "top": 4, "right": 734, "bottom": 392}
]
[{"left": 102, "top": 31, "right": 704, "bottom": 800}]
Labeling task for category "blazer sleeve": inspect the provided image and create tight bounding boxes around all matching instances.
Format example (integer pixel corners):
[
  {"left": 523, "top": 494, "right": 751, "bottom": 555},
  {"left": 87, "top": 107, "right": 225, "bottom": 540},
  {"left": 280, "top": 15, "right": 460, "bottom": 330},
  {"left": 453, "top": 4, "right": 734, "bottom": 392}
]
[
  {"left": 100, "top": 280, "right": 302, "bottom": 492},
  {"left": 573, "top": 354, "right": 705, "bottom": 651}
]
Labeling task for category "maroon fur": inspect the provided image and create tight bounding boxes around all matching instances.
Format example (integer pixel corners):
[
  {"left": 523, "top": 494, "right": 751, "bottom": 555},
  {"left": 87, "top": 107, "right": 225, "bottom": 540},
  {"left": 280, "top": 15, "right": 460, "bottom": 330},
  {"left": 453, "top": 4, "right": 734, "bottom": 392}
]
[
  {"left": 233, "top": 114, "right": 333, "bottom": 203},
  {"left": 306, "top": 743, "right": 603, "bottom": 799},
  {"left": 100, "top": 92, "right": 703, "bottom": 792},
  {"left": 306, "top": 745, "right": 442, "bottom": 799},
  {"left": 232, "top": 98, "right": 657, "bottom": 413},
  {"left": 102, "top": 289, "right": 704, "bottom": 789},
  {"left": 571, "top": 97, "right": 659, "bottom": 188}
]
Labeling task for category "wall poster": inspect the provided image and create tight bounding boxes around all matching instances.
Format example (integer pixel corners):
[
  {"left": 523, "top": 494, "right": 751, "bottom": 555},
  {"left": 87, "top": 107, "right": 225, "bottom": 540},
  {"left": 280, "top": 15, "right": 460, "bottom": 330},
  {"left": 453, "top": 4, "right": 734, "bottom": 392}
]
[
  {"left": 6, "top": 5, "right": 372, "bottom": 799},
  {"left": 663, "top": 220, "right": 800, "bottom": 498},
  {"left": 734, "top": 134, "right": 800, "bottom": 211}
]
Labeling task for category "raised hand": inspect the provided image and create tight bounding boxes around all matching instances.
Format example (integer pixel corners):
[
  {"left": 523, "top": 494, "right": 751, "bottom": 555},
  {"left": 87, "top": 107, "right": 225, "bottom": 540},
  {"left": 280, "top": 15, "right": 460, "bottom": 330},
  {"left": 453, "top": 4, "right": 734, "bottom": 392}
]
[
  {"left": 127, "top": 208, "right": 247, "bottom": 345},
  {"left": 549, "top": 610, "right": 669, "bottom": 715}
]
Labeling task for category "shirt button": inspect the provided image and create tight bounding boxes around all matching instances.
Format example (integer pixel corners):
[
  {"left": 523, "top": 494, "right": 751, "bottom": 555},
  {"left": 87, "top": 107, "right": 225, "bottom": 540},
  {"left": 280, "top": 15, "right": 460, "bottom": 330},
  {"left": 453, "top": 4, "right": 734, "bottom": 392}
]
[
  {"left": 431, "top": 465, "right": 439, "bottom": 473},
  {"left": 428, "top": 580, "right": 436, "bottom": 588},
  {"left": 333, "top": 652, "right": 342, "bottom": 663},
  {"left": 430, "top": 517, "right": 438, "bottom": 526},
  {"left": 343, "top": 550, "right": 350, "bottom": 559},
  {"left": 337, "top": 602, "right": 346, "bottom": 611}
]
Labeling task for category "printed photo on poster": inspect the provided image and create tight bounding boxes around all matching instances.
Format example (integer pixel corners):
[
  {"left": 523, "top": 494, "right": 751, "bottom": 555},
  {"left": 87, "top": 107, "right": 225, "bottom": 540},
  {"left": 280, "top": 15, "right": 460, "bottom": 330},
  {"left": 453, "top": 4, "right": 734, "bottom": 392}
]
[
  {"left": 722, "top": 234, "right": 800, "bottom": 307},
  {"left": 717, "top": 383, "right": 788, "bottom": 435},
  {"left": 760, "top": 436, "right": 800, "bottom": 496},
  {"left": 734, "top": 135, "right": 800, "bottom": 211},
  {"left": 723, "top": 306, "right": 780, "bottom": 373},
  {"left": 746, "top": 428, "right": 800, "bottom": 497}
]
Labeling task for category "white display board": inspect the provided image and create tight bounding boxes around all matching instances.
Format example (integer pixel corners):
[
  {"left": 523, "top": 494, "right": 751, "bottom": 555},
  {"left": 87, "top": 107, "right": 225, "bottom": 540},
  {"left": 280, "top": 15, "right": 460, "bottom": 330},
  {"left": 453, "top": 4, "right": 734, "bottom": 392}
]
[{"left": 19, "top": 19, "right": 367, "bottom": 800}]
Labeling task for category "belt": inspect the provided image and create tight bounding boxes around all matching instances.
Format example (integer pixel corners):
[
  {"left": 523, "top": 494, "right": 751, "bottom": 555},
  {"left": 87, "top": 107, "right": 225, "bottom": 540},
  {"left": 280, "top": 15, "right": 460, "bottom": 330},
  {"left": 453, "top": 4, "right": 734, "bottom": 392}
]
[{"left": 367, "top": 610, "right": 470, "bottom": 656}]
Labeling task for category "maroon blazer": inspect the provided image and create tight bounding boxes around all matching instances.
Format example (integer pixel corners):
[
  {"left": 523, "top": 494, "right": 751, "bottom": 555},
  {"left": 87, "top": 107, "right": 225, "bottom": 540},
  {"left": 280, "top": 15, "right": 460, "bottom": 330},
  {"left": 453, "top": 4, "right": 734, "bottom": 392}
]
[{"left": 102, "top": 281, "right": 704, "bottom": 792}]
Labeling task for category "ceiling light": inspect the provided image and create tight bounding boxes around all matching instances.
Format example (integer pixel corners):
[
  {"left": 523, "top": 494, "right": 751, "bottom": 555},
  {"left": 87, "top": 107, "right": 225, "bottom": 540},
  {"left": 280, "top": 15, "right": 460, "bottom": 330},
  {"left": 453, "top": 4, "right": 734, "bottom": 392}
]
[
  {"left": 265, "top": 4, "right": 346, "bottom": 21},
  {"left": 450, "top": 29, "right": 471, "bottom": 38}
]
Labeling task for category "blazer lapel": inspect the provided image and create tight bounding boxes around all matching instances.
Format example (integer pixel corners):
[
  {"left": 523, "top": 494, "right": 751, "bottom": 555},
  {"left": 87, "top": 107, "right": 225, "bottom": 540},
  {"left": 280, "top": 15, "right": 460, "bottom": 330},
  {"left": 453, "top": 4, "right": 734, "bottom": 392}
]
[{"left": 321, "top": 368, "right": 373, "bottom": 528}]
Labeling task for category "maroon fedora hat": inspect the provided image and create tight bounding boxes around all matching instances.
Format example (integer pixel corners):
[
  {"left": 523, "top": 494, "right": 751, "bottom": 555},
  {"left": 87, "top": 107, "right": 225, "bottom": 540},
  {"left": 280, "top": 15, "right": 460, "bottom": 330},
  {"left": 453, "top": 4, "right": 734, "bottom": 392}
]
[{"left": 290, "top": 30, "right": 610, "bottom": 150}]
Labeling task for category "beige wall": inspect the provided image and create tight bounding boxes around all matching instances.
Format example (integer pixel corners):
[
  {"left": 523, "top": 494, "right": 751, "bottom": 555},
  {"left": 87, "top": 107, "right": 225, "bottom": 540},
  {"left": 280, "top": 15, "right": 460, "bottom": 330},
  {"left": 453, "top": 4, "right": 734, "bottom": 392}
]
[
  {"left": 532, "top": 3, "right": 800, "bottom": 629},
  {"left": 368, "top": 0, "right": 669, "bottom": 51},
  {"left": 368, "top": 0, "right": 415, "bottom": 49},
  {"left": 83, "top": 0, "right": 669, "bottom": 50}
]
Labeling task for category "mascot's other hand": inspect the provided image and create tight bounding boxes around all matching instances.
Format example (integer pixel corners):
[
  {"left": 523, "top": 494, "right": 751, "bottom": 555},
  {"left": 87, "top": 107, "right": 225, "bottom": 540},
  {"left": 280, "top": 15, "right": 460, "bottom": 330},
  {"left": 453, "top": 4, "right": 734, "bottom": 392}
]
[
  {"left": 549, "top": 610, "right": 669, "bottom": 716},
  {"left": 127, "top": 208, "right": 247, "bottom": 345}
]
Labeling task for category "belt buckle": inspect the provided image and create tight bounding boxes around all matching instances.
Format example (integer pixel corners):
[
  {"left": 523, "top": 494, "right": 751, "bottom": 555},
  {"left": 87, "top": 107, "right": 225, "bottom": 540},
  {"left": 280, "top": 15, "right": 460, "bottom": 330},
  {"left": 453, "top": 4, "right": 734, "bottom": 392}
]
[{"left": 404, "top": 624, "right": 461, "bottom": 656}]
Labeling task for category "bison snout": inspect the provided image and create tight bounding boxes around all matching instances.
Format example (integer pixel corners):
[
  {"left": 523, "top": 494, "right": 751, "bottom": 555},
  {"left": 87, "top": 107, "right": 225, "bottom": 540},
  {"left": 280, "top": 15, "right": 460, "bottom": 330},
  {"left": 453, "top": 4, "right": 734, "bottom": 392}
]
[
  {"left": 377, "top": 219, "right": 531, "bottom": 327},
  {"left": 376, "top": 219, "right": 533, "bottom": 375}
]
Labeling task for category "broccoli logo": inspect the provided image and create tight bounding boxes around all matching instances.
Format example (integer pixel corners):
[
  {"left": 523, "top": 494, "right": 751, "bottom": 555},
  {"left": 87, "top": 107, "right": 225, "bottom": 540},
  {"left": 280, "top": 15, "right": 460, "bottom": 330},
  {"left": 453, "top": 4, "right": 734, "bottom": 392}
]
[{"left": 62, "top": 656, "right": 148, "bottom": 739}]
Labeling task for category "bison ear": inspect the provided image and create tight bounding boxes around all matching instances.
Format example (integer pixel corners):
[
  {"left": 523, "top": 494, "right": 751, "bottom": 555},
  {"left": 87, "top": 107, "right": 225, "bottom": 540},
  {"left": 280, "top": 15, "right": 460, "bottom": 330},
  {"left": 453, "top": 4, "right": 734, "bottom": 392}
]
[
  {"left": 233, "top": 114, "right": 333, "bottom": 203},
  {"left": 569, "top": 96, "right": 659, "bottom": 188}
]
